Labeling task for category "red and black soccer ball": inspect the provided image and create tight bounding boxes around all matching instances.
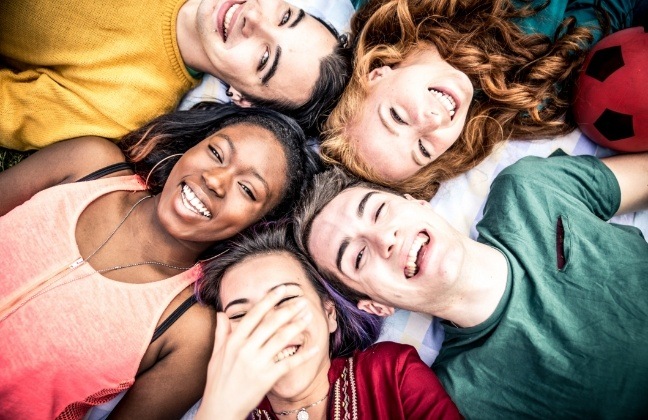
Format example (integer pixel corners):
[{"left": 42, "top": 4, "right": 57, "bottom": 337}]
[{"left": 573, "top": 26, "right": 648, "bottom": 152}]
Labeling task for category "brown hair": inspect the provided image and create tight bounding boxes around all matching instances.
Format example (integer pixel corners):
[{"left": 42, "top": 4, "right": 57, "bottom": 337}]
[{"left": 321, "top": 0, "right": 602, "bottom": 199}]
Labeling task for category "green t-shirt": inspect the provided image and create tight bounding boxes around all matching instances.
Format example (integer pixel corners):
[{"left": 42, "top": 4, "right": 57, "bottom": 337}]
[{"left": 433, "top": 152, "right": 648, "bottom": 418}]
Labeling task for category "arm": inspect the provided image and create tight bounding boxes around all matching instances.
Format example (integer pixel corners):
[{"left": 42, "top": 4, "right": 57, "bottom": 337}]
[
  {"left": 107, "top": 303, "right": 217, "bottom": 420},
  {"left": 0, "top": 136, "right": 127, "bottom": 216},
  {"left": 602, "top": 152, "right": 648, "bottom": 215}
]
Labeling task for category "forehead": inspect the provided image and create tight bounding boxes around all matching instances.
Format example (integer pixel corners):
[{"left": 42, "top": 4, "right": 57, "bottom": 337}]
[
  {"left": 309, "top": 187, "right": 390, "bottom": 251},
  {"left": 220, "top": 252, "right": 309, "bottom": 298}
]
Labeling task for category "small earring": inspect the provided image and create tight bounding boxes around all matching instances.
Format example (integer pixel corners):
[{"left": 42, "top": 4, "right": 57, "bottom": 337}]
[
  {"left": 145, "top": 153, "right": 183, "bottom": 189},
  {"left": 225, "top": 88, "right": 233, "bottom": 97}
]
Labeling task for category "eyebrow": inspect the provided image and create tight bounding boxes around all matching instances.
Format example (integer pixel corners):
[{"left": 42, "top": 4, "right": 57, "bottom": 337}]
[
  {"left": 261, "top": 46, "right": 282, "bottom": 86},
  {"left": 223, "top": 282, "right": 301, "bottom": 311},
  {"left": 335, "top": 191, "right": 377, "bottom": 273},
  {"left": 289, "top": 9, "right": 305, "bottom": 28},
  {"left": 215, "top": 133, "right": 270, "bottom": 196}
]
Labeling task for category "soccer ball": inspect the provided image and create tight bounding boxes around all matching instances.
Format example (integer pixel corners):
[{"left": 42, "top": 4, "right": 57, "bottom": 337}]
[{"left": 572, "top": 26, "right": 648, "bottom": 152}]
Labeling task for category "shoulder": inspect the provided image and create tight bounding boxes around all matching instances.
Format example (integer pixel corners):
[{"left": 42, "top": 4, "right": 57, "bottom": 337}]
[
  {"left": 355, "top": 341, "right": 421, "bottom": 369},
  {"left": 42, "top": 136, "right": 129, "bottom": 182}
]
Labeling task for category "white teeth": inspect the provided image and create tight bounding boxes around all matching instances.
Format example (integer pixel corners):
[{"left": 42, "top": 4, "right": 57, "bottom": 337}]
[
  {"left": 405, "top": 233, "right": 430, "bottom": 278},
  {"left": 223, "top": 3, "right": 240, "bottom": 39},
  {"left": 275, "top": 345, "right": 300, "bottom": 362},
  {"left": 181, "top": 184, "right": 212, "bottom": 218},
  {"left": 430, "top": 89, "right": 456, "bottom": 117}
]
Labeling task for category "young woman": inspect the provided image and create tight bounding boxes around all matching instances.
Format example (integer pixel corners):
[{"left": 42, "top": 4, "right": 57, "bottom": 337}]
[
  {"left": 0, "top": 103, "right": 316, "bottom": 419},
  {"left": 195, "top": 225, "right": 461, "bottom": 419},
  {"left": 321, "top": 0, "right": 637, "bottom": 199}
]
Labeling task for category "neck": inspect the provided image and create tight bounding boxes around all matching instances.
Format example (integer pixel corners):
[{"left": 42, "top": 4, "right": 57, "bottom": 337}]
[
  {"left": 176, "top": 0, "right": 219, "bottom": 75},
  {"left": 433, "top": 241, "right": 508, "bottom": 328},
  {"left": 267, "top": 359, "right": 331, "bottom": 420}
]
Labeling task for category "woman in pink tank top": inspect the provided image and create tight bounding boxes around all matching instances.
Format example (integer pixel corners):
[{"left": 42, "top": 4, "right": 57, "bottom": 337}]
[{"left": 0, "top": 103, "right": 317, "bottom": 419}]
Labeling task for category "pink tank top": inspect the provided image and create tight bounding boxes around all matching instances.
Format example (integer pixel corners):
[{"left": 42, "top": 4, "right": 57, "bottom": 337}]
[{"left": 0, "top": 175, "right": 202, "bottom": 419}]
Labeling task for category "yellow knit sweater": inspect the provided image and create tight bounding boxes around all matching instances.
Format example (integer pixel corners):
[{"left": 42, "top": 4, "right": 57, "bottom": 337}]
[{"left": 0, "top": 0, "right": 200, "bottom": 151}]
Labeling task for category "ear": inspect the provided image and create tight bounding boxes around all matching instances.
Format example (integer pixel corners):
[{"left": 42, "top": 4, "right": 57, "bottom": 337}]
[
  {"left": 227, "top": 87, "right": 253, "bottom": 108},
  {"left": 404, "top": 194, "right": 430, "bottom": 207},
  {"left": 324, "top": 300, "right": 338, "bottom": 333},
  {"left": 357, "top": 299, "right": 395, "bottom": 317},
  {"left": 367, "top": 66, "right": 392, "bottom": 85}
]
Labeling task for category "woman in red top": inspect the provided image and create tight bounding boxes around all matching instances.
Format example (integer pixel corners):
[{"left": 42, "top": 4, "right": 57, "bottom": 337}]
[{"left": 195, "top": 224, "right": 461, "bottom": 420}]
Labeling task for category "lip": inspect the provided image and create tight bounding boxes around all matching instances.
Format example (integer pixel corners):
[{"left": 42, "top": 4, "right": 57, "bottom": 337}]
[
  {"left": 180, "top": 182, "right": 213, "bottom": 219},
  {"left": 216, "top": 1, "right": 246, "bottom": 42},
  {"left": 429, "top": 86, "right": 460, "bottom": 121}
]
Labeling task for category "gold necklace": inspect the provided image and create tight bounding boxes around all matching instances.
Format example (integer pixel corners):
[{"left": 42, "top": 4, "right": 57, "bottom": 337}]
[
  {"left": 0, "top": 194, "right": 193, "bottom": 322},
  {"left": 273, "top": 394, "right": 328, "bottom": 420}
]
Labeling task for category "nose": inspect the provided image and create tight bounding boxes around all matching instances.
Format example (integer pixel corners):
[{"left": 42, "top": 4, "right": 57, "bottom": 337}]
[
  {"left": 240, "top": 4, "right": 272, "bottom": 39},
  {"left": 418, "top": 107, "right": 443, "bottom": 131},
  {"left": 368, "top": 225, "right": 397, "bottom": 259},
  {"left": 202, "top": 167, "right": 232, "bottom": 198}
]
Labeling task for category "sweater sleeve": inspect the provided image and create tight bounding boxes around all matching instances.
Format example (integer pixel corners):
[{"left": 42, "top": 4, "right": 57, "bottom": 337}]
[{"left": 0, "top": 67, "right": 127, "bottom": 151}]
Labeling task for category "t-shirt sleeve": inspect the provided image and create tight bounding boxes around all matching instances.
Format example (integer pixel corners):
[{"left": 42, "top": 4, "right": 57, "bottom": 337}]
[{"left": 491, "top": 151, "right": 621, "bottom": 221}]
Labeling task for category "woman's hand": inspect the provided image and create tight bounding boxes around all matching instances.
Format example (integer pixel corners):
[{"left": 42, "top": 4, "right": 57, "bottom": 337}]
[{"left": 195, "top": 285, "right": 318, "bottom": 420}]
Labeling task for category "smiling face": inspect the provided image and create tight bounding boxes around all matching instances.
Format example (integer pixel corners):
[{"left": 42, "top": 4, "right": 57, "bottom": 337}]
[
  {"left": 195, "top": 0, "right": 338, "bottom": 106},
  {"left": 307, "top": 187, "right": 467, "bottom": 312},
  {"left": 349, "top": 44, "right": 473, "bottom": 181},
  {"left": 220, "top": 252, "right": 337, "bottom": 400},
  {"left": 157, "top": 122, "right": 287, "bottom": 244}
]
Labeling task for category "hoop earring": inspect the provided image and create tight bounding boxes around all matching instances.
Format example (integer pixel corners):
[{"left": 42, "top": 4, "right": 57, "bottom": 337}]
[
  {"left": 145, "top": 153, "right": 182, "bottom": 189},
  {"left": 225, "top": 88, "right": 234, "bottom": 97}
]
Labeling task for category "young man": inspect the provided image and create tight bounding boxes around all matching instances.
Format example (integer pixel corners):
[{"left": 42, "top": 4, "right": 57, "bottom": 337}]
[
  {"left": 294, "top": 151, "right": 648, "bottom": 417},
  {"left": 0, "top": 0, "right": 345, "bottom": 150}
]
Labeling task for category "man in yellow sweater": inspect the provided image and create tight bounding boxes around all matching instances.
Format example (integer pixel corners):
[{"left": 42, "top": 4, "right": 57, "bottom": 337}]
[{"left": 0, "top": 0, "right": 344, "bottom": 150}]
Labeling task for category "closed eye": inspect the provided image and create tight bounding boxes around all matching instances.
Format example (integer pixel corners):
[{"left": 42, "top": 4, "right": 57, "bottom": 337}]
[
  {"left": 276, "top": 295, "right": 299, "bottom": 307},
  {"left": 229, "top": 312, "right": 245, "bottom": 320},
  {"left": 418, "top": 140, "right": 431, "bottom": 159},
  {"left": 258, "top": 48, "right": 270, "bottom": 71},
  {"left": 209, "top": 145, "right": 223, "bottom": 163},
  {"left": 375, "top": 203, "right": 385, "bottom": 222},
  {"left": 280, "top": 9, "right": 291, "bottom": 25},
  {"left": 239, "top": 183, "right": 257, "bottom": 201},
  {"left": 355, "top": 247, "right": 365, "bottom": 270},
  {"left": 390, "top": 107, "right": 406, "bottom": 125}
]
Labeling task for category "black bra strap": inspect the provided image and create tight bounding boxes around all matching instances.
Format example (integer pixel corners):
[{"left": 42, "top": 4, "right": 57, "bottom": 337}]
[
  {"left": 77, "top": 162, "right": 133, "bottom": 182},
  {"left": 151, "top": 295, "right": 199, "bottom": 344}
]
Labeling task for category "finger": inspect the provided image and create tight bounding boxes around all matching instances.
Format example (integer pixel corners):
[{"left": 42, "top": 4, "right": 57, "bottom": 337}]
[
  {"left": 259, "top": 308, "right": 313, "bottom": 363},
  {"left": 212, "top": 312, "right": 231, "bottom": 355},
  {"left": 245, "top": 299, "right": 308, "bottom": 349},
  {"left": 230, "top": 284, "right": 289, "bottom": 342}
]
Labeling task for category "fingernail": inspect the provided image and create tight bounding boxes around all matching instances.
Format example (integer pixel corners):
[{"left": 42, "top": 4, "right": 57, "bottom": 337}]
[
  {"left": 273, "top": 285, "right": 286, "bottom": 295},
  {"left": 295, "top": 300, "right": 307, "bottom": 310}
]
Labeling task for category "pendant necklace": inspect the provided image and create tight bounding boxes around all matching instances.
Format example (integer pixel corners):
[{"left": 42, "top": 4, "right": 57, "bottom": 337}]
[{"left": 274, "top": 393, "right": 328, "bottom": 420}]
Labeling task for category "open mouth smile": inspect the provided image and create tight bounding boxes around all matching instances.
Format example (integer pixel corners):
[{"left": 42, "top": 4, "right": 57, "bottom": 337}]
[
  {"left": 220, "top": 2, "right": 243, "bottom": 42},
  {"left": 181, "top": 183, "right": 212, "bottom": 218},
  {"left": 274, "top": 344, "right": 302, "bottom": 363},
  {"left": 405, "top": 232, "right": 430, "bottom": 278},
  {"left": 429, "top": 88, "right": 457, "bottom": 119}
]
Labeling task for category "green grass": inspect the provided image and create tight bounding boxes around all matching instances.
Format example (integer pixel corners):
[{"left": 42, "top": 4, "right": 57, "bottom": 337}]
[{"left": 0, "top": 147, "right": 32, "bottom": 172}]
